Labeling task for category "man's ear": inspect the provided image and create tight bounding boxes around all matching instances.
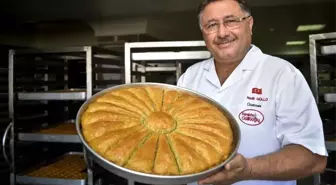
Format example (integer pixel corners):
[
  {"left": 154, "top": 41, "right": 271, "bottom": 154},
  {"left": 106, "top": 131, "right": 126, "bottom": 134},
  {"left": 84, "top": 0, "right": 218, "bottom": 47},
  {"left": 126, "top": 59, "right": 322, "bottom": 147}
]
[{"left": 249, "top": 16, "right": 254, "bottom": 35}]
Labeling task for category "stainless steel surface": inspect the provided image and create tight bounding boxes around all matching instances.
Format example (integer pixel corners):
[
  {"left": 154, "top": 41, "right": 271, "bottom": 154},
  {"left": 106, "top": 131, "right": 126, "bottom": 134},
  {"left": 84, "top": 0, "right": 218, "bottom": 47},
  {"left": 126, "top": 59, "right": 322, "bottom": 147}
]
[
  {"left": 83, "top": 146, "right": 93, "bottom": 173},
  {"left": 321, "top": 45, "right": 336, "bottom": 55},
  {"left": 16, "top": 152, "right": 86, "bottom": 185},
  {"left": 309, "top": 34, "right": 319, "bottom": 103},
  {"left": 8, "top": 50, "right": 14, "bottom": 119},
  {"left": 13, "top": 46, "right": 87, "bottom": 55},
  {"left": 10, "top": 173, "right": 15, "bottom": 185},
  {"left": 18, "top": 133, "right": 80, "bottom": 143},
  {"left": 309, "top": 32, "right": 336, "bottom": 41},
  {"left": 92, "top": 47, "right": 122, "bottom": 56},
  {"left": 87, "top": 168, "right": 94, "bottom": 185},
  {"left": 16, "top": 113, "right": 47, "bottom": 120},
  {"left": 85, "top": 46, "right": 94, "bottom": 184},
  {"left": 124, "top": 41, "right": 209, "bottom": 84},
  {"left": 2, "top": 122, "right": 13, "bottom": 167},
  {"left": 324, "top": 93, "right": 336, "bottom": 103},
  {"left": 124, "top": 43, "right": 132, "bottom": 84},
  {"left": 325, "top": 168, "right": 336, "bottom": 173},
  {"left": 128, "top": 180, "right": 135, "bottom": 185},
  {"left": 176, "top": 62, "right": 182, "bottom": 80},
  {"left": 145, "top": 66, "right": 177, "bottom": 72},
  {"left": 313, "top": 174, "right": 320, "bottom": 185},
  {"left": 15, "top": 176, "right": 86, "bottom": 185},
  {"left": 85, "top": 46, "right": 93, "bottom": 99},
  {"left": 8, "top": 49, "right": 15, "bottom": 185},
  {"left": 76, "top": 83, "right": 241, "bottom": 185},
  {"left": 132, "top": 51, "right": 211, "bottom": 61},
  {"left": 326, "top": 141, "right": 336, "bottom": 151},
  {"left": 131, "top": 63, "right": 138, "bottom": 82},
  {"left": 17, "top": 89, "right": 87, "bottom": 100},
  {"left": 126, "top": 41, "right": 206, "bottom": 48},
  {"left": 140, "top": 62, "right": 146, "bottom": 83}
]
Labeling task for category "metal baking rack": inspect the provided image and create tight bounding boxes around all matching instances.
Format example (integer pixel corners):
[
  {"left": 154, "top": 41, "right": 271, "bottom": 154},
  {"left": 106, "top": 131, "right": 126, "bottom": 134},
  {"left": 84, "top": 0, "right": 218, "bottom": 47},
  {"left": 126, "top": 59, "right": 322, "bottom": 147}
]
[
  {"left": 18, "top": 120, "right": 81, "bottom": 143},
  {"left": 17, "top": 89, "right": 87, "bottom": 101},
  {"left": 3, "top": 46, "right": 124, "bottom": 185},
  {"left": 16, "top": 152, "right": 86, "bottom": 185},
  {"left": 0, "top": 51, "right": 10, "bottom": 185},
  {"left": 124, "top": 41, "right": 211, "bottom": 84},
  {"left": 325, "top": 141, "right": 336, "bottom": 151},
  {"left": 309, "top": 32, "right": 336, "bottom": 185}
]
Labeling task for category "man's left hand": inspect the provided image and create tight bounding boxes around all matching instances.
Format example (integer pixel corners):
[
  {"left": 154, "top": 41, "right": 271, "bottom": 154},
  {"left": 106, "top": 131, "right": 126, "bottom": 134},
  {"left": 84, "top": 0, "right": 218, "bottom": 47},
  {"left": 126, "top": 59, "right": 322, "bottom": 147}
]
[{"left": 198, "top": 153, "right": 251, "bottom": 185}]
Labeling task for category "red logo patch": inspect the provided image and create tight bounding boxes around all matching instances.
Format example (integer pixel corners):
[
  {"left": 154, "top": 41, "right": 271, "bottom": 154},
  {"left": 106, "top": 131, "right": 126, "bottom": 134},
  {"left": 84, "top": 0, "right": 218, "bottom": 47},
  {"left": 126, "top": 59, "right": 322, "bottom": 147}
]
[
  {"left": 252, "top": 88, "right": 262, "bottom": 95},
  {"left": 239, "top": 109, "right": 264, "bottom": 126}
]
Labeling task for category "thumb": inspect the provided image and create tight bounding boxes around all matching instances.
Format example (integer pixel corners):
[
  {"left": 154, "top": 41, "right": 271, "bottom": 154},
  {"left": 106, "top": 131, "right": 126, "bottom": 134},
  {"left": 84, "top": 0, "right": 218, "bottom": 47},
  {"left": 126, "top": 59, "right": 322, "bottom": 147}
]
[{"left": 225, "top": 155, "right": 241, "bottom": 171}]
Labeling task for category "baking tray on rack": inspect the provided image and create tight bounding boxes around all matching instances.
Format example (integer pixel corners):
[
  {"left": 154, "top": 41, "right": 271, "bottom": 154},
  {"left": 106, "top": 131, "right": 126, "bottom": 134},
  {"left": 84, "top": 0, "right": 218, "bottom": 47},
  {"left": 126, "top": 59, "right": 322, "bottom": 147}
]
[
  {"left": 325, "top": 93, "right": 336, "bottom": 103},
  {"left": 18, "top": 120, "right": 81, "bottom": 143},
  {"left": 16, "top": 152, "right": 87, "bottom": 185},
  {"left": 326, "top": 139, "right": 336, "bottom": 151},
  {"left": 17, "top": 89, "right": 86, "bottom": 100},
  {"left": 321, "top": 45, "right": 336, "bottom": 55}
]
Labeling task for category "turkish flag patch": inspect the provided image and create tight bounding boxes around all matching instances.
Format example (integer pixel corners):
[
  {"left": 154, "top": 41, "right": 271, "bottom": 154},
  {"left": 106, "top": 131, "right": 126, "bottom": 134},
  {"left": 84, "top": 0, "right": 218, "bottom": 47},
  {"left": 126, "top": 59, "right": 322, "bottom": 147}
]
[{"left": 252, "top": 88, "right": 262, "bottom": 95}]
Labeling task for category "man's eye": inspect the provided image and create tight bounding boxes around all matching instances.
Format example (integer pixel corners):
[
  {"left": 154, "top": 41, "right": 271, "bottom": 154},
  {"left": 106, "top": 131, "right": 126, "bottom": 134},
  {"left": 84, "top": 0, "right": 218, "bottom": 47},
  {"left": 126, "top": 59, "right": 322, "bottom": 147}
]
[
  {"left": 225, "top": 19, "right": 238, "bottom": 23},
  {"left": 206, "top": 23, "right": 218, "bottom": 29}
]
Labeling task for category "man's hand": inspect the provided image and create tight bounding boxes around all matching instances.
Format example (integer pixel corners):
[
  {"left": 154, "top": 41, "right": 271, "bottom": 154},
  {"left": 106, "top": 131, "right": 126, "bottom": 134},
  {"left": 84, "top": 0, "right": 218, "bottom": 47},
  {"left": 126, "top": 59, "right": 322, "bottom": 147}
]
[
  {"left": 198, "top": 145, "right": 327, "bottom": 185},
  {"left": 198, "top": 153, "right": 251, "bottom": 185}
]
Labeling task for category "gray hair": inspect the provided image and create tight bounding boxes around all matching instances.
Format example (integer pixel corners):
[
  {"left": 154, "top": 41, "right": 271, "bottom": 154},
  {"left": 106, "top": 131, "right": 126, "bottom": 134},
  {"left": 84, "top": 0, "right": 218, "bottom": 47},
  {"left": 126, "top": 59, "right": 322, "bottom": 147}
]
[{"left": 198, "top": 0, "right": 251, "bottom": 26}]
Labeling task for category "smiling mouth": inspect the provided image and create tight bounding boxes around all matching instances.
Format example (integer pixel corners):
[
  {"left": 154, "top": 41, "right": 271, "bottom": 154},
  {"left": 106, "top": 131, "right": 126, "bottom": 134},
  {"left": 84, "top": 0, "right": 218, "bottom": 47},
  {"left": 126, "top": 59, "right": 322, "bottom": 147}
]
[{"left": 216, "top": 39, "right": 235, "bottom": 46}]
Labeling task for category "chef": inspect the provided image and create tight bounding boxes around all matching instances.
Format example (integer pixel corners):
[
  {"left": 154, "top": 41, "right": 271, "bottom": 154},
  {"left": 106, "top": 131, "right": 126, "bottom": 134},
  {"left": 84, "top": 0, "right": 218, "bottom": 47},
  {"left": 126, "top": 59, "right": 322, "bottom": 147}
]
[{"left": 176, "top": 0, "right": 328, "bottom": 185}]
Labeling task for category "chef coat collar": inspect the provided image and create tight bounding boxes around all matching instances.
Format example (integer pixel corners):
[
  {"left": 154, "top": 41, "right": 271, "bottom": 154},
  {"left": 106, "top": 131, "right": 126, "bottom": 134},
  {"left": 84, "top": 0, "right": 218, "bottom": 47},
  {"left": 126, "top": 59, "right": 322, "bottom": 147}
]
[
  {"left": 203, "top": 44, "right": 263, "bottom": 72},
  {"left": 203, "top": 45, "right": 264, "bottom": 89}
]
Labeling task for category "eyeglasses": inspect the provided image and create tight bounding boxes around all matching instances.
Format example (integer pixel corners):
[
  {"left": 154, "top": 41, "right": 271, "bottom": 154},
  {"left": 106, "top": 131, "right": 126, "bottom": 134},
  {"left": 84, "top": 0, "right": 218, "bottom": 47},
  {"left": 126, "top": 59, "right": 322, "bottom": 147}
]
[{"left": 201, "top": 15, "right": 251, "bottom": 34}]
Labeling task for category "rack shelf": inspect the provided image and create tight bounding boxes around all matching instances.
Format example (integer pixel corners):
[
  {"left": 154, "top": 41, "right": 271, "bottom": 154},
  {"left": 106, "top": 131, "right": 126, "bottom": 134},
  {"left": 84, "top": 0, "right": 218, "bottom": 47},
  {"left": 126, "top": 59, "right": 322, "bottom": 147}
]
[
  {"left": 15, "top": 152, "right": 87, "bottom": 185},
  {"left": 18, "top": 120, "right": 80, "bottom": 143},
  {"left": 321, "top": 45, "right": 336, "bottom": 55},
  {"left": 319, "top": 80, "right": 336, "bottom": 87},
  {"left": 124, "top": 41, "right": 210, "bottom": 84},
  {"left": 326, "top": 141, "right": 336, "bottom": 151},
  {"left": 324, "top": 93, "right": 336, "bottom": 103},
  {"left": 17, "top": 89, "right": 86, "bottom": 101}
]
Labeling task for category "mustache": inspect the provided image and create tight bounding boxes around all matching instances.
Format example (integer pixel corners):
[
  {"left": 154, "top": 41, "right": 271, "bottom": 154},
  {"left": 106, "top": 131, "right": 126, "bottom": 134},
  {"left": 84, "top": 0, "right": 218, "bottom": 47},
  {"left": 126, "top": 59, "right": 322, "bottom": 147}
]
[{"left": 214, "top": 36, "right": 236, "bottom": 44}]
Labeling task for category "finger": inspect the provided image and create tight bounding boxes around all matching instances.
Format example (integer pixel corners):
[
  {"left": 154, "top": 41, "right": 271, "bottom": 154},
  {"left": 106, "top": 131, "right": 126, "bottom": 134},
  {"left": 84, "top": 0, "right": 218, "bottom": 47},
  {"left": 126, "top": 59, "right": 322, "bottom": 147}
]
[
  {"left": 225, "top": 154, "right": 241, "bottom": 171},
  {"left": 198, "top": 171, "right": 227, "bottom": 185}
]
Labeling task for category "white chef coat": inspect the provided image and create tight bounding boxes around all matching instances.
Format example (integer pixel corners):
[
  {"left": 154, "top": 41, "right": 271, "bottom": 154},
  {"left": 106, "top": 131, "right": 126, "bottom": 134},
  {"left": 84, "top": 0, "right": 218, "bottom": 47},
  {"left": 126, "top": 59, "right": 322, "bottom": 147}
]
[{"left": 177, "top": 45, "right": 328, "bottom": 185}]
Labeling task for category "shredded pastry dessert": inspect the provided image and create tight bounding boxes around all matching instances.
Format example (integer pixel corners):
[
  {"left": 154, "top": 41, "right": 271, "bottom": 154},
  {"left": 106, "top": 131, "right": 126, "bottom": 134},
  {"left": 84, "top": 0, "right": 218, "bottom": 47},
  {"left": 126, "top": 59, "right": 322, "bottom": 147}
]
[
  {"left": 81, "top": 85, "right": 233, "bottom": 175},
  {"left": 25, "top": 154, "right": 87, "bottom": 179}
]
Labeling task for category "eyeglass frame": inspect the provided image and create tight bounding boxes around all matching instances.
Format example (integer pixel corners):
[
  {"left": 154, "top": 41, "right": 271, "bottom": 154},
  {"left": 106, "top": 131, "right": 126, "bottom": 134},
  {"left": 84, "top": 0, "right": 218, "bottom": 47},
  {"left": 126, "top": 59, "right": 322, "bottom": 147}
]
[{"left": 200, "top": 15, "right": 252, "bottom": 34}]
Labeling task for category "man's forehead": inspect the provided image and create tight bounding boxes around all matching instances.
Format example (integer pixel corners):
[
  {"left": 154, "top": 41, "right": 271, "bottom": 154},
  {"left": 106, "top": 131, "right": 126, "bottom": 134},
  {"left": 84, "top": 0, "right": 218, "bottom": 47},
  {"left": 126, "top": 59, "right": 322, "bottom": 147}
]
[
  {"left": 204, "top": 15, "right": 236, "bottom": 23},
  {"left": 202, "top": 12, "right": 243, "bottom": 23}
]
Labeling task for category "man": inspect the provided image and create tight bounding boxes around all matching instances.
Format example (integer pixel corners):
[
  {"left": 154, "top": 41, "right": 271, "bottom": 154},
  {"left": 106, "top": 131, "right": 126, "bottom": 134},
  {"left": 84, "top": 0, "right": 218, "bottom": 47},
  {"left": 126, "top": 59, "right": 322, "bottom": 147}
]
[{"left": 176, "top": 0, "right": 328, "bottom": 185}]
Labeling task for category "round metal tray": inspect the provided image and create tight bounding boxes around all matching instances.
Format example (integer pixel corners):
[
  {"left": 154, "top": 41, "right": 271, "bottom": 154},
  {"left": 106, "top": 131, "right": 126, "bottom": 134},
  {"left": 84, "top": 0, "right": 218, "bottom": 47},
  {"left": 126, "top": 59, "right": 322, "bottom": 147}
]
[{"left": 76, "top": 83, "right": 241, "bottom": 185}]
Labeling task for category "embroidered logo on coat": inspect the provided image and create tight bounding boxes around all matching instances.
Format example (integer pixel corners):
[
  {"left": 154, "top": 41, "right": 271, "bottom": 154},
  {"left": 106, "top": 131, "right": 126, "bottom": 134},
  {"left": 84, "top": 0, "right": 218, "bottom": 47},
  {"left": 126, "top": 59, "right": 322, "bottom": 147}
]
[
  {"left": 252, "top": 88, "right": 262, "bottom": 95},
  {"left": 239, "top": 109, "right": 264, "bottom": 126}
]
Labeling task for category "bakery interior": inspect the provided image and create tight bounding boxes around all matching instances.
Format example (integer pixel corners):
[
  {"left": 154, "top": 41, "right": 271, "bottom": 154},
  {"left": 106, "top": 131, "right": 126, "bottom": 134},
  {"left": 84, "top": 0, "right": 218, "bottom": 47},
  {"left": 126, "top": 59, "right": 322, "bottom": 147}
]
[{"left": 0, "top": 0, "right": 335, "bottom": 185}]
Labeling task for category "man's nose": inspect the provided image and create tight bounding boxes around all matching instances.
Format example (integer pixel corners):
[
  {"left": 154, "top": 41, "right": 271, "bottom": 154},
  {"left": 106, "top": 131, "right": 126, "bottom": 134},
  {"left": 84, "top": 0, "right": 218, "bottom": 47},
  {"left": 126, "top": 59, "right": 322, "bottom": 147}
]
[{"left": 217, "top": 23, "right": 230, "bottom": 37}]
